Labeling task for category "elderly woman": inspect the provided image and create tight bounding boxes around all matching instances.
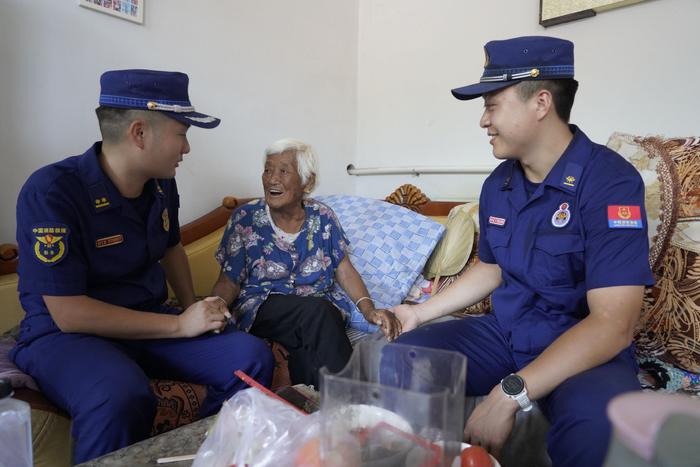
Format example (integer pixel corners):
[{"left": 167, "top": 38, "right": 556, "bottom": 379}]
[{"left": 211, "top": 139, "right": 401, "bottom": 386}]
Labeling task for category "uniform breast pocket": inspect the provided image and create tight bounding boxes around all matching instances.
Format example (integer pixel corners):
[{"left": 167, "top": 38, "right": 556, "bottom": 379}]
[
  {"left": 531, "top": 233, "right": 584, "bottom": 287},
  {"left": 486, "top": 227, "right": 512, "bottom": 264}
]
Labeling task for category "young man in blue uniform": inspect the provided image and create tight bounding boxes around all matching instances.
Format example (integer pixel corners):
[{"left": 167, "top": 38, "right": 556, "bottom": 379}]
[
  {"left": 393, "top": 37, "right": 654, "bottom": 467},
  {"left": 10, "top": 69, "right": 274, "bottom": 463}
]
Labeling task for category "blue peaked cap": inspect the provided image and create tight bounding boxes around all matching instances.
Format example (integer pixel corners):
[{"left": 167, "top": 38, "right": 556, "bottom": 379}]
[
  {"left": 451, "top": 36, "right": 575, "bottom": 100},
  {"left": 99, "top": 69, "right": 221, "bottom": 128}
]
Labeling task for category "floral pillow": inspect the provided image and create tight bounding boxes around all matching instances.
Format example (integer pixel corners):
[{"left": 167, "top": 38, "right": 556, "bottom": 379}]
[
  {"left": 317, "top": 195, "right": 445, "bottom": 332},
  {"left": 608, "top": 133, "right": 700, "bottom": 373}
]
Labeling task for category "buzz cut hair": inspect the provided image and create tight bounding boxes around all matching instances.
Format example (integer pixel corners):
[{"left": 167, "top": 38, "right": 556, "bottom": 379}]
[
  {"left": 515, "top": 79, "right": 579, "bottom": 123},
  {"left": 264, "top": 139, "right": 319, "bottom": 189},
  {"left": 95, "top": 106, "right": 167, "bottom": 143}
]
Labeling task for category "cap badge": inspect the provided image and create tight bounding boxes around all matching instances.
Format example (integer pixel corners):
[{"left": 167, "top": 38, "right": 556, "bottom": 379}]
[
  {"left": 551, "top": 203, "right": 571, "bottom": 228},
  {"left": 162, "top": 208, "right": 170, "bottom": 232},
  {"left": 32, "top": 225, "right": 69, "bottom": 265}
]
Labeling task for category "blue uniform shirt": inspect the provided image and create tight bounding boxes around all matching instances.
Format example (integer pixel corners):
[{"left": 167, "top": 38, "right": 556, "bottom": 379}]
[
  {"left": 13, "top": 142, "right": 181, "bottom": 345},
  {"left": 478, "top": 126, "right": 654, "bottom": 361}
]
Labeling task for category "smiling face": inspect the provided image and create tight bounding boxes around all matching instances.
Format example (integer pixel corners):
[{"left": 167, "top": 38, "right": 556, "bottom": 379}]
[
  {"left": 262, "top": 150, "right": 307, "bottom": 212},
  {"left": 143, "top": 115, "right": 191, "bottom": 179},
  {"left": 479, "top": 85, "right": 538, "bottom": 160}
]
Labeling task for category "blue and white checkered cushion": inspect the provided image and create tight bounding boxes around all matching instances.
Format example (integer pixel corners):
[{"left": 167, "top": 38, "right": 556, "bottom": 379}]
[{"left": 317, "top": 195, "right": 445, "bottom": 332}]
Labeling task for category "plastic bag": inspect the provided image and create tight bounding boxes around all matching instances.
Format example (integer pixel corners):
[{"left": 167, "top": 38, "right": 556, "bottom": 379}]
[{"left": 193, "top": 387, "right": 308, "bottom": 467}]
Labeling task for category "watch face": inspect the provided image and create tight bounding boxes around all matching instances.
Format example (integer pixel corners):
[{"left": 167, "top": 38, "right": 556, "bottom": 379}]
[{"left": 502, "top": 374, "right": 524, "bottom": 395}]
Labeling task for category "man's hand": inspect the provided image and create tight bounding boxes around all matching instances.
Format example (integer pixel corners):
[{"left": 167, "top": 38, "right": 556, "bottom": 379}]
[
  {"left": 176, "top": 298, "right": 231, "bottom": 337},
  {"left": 365, "top": 308, "right": 402, "bottom": 341},
  {"left": 463, "top": 384, "right": 519, "bottom": 460},
  {"left": 391, "top": 303, "right": 422, "bottom": 334}
]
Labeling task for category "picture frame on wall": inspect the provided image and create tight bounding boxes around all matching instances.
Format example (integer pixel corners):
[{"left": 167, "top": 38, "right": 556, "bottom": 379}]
[
  {"left": 540, "top": 0, "right": 647, "bottom": 27},
  {"left": 79, "top": 0, "right": 144, "bottom": 24}
]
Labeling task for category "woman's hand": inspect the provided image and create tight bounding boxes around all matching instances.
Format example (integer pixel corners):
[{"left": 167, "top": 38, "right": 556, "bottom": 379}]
[{"left": 365, "top": 308, "right": 402, "bottom": 341}]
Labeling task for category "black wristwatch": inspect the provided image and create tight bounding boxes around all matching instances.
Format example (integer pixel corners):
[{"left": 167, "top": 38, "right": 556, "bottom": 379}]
[{"left": 500, "top": 373, "right": 533, "bottom": 412}]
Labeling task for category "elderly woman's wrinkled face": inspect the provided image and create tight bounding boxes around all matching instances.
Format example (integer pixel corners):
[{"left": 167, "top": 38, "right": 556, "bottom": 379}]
[{"left": 262, "top": 150, "right": 306, "bottom": 212}]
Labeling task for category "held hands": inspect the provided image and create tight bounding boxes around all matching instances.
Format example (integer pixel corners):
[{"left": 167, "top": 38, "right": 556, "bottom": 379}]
[
  {"left": 391, "top": 303, "right": 423, "bottom": 334},
  {"left": 463, "top": 384, "right": 519, "bottom": 461},
  {"left": 176, "top": 296, "right": 232, "bottom": 337},
  {"left": 365, "top": 308, "right": 402, "bottom": 341}
]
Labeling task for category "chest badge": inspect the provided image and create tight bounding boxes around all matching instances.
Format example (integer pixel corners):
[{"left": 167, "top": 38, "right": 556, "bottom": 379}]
[
  {"left": 162, "top": 208, "right": 170, "bottom": 232},
  {"left": 32, "top": 225, "right": 69, "bottom": 264},
  {"left": 551, "top": 203, "right": 571, "bottom": 228}
]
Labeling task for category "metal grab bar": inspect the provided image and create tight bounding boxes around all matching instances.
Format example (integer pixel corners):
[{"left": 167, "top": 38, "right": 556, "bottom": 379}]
[{"left": 346, "top": 164, "right": 495, "bottom": 176}]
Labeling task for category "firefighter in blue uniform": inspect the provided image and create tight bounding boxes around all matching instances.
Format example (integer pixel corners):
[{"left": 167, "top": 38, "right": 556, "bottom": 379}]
[
  {"left": 11, "top": 69, "right": 274, "bottom": 463},
  {"left": 393, "top": 37, "right": 654, "bottom": 467}
]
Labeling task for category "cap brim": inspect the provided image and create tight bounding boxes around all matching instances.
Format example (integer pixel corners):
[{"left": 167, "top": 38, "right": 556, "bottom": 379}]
[
  {"left": 165, "top": 111, "right": 221, "bottom": 129},
  {"left": 451, "top": 81, "right": 519, "bottom": 100}
]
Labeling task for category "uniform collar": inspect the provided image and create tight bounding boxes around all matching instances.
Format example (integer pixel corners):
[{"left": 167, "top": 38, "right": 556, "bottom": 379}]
[
  {"left": 541, "top": 125, "right": 593, "bottom": 195},
  {"left": 501, "top": 125, "right": 592, "bottom": 211},
  {"left": 78, "top": 142, "right": 123, "bottom": 214},
  {"left": 78, "top": 142, "right": 166, "bottom": 214}
]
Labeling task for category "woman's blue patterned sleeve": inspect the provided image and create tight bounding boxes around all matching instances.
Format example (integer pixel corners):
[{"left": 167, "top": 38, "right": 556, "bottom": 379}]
[
  {"left": 321, "top": 205, "right": 349, "bottom": 269},
  {"left": 214, "top": 208, "right": 249, "bottom": 285}
]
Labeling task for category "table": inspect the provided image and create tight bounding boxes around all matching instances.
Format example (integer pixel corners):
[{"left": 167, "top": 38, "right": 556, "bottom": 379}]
[{"left": 76, "top": 416, "right": 213, "bottom": 467}]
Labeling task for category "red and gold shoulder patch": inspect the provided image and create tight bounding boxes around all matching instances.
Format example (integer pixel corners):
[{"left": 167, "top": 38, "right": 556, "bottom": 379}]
[
  {"left": 32, "top": 224, "right": 69, "bottom": 264},
  {"left": 608, "top": 205, "right": 642, "bottom": 229}
]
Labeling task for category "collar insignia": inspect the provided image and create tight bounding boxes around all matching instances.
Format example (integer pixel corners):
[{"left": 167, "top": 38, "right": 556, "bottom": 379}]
[
  {"left": 559, "top": 163, "right": 582, "bottom": 193},
  {"left": 95, "top": 197, "right": 110, "bottom": 209}
]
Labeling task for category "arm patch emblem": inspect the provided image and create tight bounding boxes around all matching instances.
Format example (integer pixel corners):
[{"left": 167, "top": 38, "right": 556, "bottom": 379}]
[
  {"left": 607, "top": 205, "right": 643, "bottom": 229},
  {"left": 32, "top": 224, "right": 69, "bottom": 265}
]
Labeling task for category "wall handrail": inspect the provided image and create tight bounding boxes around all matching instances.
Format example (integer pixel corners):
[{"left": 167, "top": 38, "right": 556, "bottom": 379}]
[{"left": 346, "top": 164, "right": 495, "bottom": 176}]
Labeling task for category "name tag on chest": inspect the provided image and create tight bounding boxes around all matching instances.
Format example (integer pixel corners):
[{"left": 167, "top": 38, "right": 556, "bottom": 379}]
[{"left": 96, "top": 234, "right": 124, "bottom": 248}]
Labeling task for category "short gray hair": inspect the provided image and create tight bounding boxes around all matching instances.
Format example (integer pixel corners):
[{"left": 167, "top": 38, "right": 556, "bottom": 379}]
[{"left": 264, "top": 139, "right": 319, "bottom": 189}]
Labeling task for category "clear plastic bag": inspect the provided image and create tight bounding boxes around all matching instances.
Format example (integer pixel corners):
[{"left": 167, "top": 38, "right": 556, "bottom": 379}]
[{"left": 193, "top": 387, "right": 313, "bottom": 467}]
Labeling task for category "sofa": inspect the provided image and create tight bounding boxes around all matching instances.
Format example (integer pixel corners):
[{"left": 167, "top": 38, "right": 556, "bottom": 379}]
[{"left": 2, "top": 131, "right": 699, "bottom": 467}]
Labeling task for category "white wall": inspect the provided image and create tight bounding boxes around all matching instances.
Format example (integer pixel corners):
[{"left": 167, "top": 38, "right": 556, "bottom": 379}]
[
  {"left": 355, "top": 0, "right": 700, "bottom": 201},
  {"left": 0, "top": 0, "right": 358, "bottom": 242},
  {"left": 2, "top": 0, "right": 699, "bottom": 243}
]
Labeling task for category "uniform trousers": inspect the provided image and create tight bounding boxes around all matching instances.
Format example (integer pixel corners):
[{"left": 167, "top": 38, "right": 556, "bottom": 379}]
[
  {"left": 394, "top": 313, "right": 641, "bottom": 467},
  {"left": 250, "top": 294, "right": 353, "bottom": 388},
  {"left": 13, "top": 323, "right": 274, "bottom": 463}
]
